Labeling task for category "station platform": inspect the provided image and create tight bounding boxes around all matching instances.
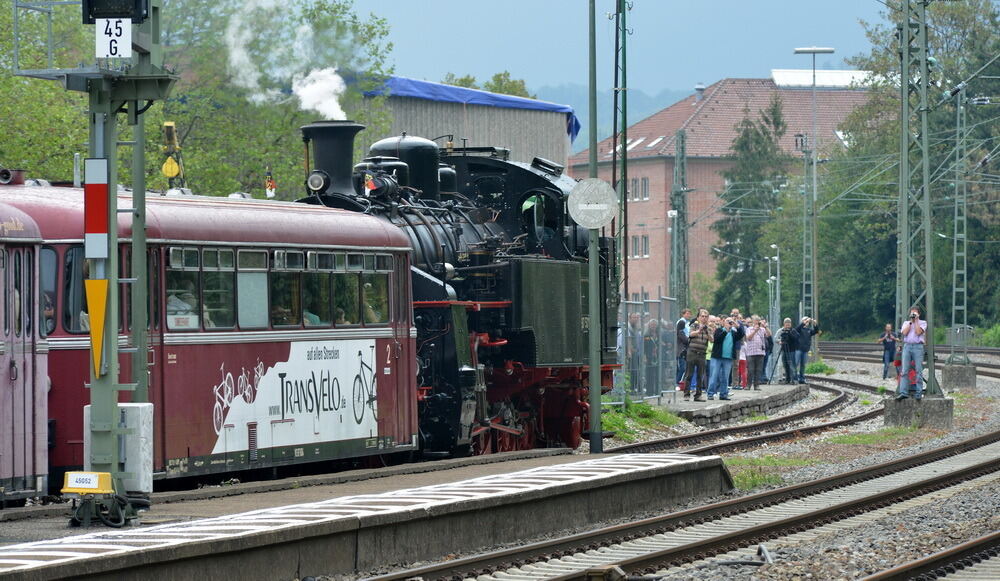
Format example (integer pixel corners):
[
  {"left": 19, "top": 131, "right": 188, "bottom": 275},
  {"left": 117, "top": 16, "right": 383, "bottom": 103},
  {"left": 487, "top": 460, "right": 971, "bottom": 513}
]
[
  {"left": 662, "top": 383, "right": 810, "bottom": 426},
  {"left": 0, "top": 451, "right": 732, "bottom": 580}
]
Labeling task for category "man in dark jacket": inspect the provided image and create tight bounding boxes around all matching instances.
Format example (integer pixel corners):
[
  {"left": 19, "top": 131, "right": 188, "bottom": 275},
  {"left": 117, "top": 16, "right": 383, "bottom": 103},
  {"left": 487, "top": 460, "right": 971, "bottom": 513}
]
[
  {"left": 708, "top": 316, "right": 745, "bottom": 400},
  {"left": 680, "top": 309, "right": 710, "bottom": 401},
  {"left": 776, "top": 318, "right": 799, "bottom": 384},
  {"left": 794, "top": 317, "right": 820, "bottom": 384}
]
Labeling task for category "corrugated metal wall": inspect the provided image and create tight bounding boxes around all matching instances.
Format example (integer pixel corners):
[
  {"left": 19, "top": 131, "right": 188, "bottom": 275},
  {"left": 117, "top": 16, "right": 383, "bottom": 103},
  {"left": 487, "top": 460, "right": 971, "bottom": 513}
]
[{"left": 359, "top": 97, "right": 571, "bottom": 165}]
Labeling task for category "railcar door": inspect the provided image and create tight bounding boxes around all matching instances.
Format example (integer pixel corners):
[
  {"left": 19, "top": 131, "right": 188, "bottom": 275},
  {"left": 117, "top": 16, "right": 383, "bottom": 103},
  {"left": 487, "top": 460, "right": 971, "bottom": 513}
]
[{"left": 1, "top": 244, "right": 43, "bottom": 501}]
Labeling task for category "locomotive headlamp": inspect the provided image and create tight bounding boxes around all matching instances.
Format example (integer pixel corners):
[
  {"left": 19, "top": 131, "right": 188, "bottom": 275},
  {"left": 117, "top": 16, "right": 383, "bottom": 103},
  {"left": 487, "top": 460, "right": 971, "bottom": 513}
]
[
  {"left": 306, "top": 170, "right": 331, "bottom": 194},
  {"left": 82, "top": 0, "right": 149, "bottom": 24}
]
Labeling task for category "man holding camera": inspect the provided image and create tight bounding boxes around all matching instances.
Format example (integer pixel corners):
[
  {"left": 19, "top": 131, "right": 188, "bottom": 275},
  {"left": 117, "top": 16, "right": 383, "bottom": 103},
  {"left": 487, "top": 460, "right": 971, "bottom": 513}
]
[
  {"left": 794, "top": 317, "right": 821, "bottom": 384},
  {"left": 708, "top": 316, "right": 744, "bottom": 400},
  {"left": 680, "top": 309, "right": 711, "bottom": 401},
  {"left": 898, "top": 306, "right": 927, "bottom": 400},
  {"left": 776, "top": 318, "right": 799, "bottom": 384}
]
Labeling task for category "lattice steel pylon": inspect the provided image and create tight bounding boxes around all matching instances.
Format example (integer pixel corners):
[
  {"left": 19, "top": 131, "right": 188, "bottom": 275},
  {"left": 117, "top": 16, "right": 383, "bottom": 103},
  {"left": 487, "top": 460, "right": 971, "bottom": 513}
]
[
  {"left": 669, "top": 129, "right": 689, "bottom": 308},
  {"left": 801, "top": 152, "right": 815, "bottom": 322},
  {"left": 947, "top": 87, "right": 970, "bottom": 365},
  {"left": 896, "top": 0, "right": 941, "bottom": 396},
  {"left": 609, "top": 0, "right": 629, "bottom": 300}
]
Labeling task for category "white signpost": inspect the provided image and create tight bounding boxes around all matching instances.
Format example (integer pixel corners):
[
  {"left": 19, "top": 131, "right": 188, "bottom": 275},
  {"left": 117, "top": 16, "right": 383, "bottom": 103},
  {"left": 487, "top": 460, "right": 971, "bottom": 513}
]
[
  {"left": 95, "top": 19, "right": 131, "bottom": 59},
  {"left": 568, "top": 178, "right": 618, "bottom": 454}
]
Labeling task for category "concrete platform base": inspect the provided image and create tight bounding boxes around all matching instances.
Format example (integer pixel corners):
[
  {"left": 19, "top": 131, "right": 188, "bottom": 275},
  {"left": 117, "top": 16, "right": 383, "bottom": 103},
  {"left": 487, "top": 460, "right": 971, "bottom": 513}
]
[
  {"left": 0, "top": 454, "right": 733, "bottom": 580},
  {"left": 883, "top": 396, "right": 954, "bottom": 429},
  {"left": 668, "top": 383, "right": 809, "bottom": 426},
  {"left": 942, "top": 364, "right": 977, "bottom": 391}
]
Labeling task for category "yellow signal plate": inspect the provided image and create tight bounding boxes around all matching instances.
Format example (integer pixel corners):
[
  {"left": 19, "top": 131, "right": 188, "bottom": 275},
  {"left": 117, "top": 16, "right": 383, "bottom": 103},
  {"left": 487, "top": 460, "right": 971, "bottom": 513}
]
[
  {"left": 162, "top": 155, "right": 180, "bottom": 178},
  {"left": 62, "top": 471, "right": 114, "bottom": 495}
]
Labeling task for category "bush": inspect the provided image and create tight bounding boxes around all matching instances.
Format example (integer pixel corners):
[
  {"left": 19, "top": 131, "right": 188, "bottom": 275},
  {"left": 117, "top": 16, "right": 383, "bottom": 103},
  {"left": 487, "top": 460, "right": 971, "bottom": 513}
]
[
  {"left": 805, "top": 360, "right": 836, "bottom": 375},
  {"left": 978, "top": 323, "right": 1000, "bottom": 347}
]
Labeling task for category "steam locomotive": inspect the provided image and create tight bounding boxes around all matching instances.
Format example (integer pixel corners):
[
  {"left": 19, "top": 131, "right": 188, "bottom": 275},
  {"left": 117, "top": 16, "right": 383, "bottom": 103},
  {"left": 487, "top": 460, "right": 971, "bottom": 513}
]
[{"left": 296, "top": 121, "right": 620, "bottom": 454}]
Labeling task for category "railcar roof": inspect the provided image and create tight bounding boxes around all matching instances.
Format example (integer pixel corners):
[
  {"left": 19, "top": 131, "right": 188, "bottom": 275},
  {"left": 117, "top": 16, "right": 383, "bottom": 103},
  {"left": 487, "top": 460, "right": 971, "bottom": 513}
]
[
  {"left": 0, "top": 202, "right": 42, "bottom": 242},
  {"left": 0, "top": 186, "right": 410, "bottom": 250}
]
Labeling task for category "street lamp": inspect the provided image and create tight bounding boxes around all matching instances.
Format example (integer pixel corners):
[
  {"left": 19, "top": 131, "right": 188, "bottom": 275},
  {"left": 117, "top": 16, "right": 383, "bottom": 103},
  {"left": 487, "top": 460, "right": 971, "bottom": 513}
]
[
  {"left": 794, "top": 46, "right": 833, "bottom": 359},
  {"left": 770, "top": 244, "right": 780, "bottom": 325}
]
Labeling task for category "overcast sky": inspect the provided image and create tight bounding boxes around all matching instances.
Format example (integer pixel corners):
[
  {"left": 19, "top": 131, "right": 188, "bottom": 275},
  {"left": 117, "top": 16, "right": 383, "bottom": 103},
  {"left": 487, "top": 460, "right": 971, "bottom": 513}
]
[{"left": 352, "top": 0, "right": 886, "bottom": 96}]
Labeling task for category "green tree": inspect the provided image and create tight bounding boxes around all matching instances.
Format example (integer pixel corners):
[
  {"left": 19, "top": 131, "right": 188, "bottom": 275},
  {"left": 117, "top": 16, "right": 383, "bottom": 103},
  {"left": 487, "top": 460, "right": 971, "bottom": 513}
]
[
  {"left": 441, "top": 70, "right": 535, "bottom": 98},
  {"left": 483, "top": 71, "right": 535, "bottom": 98},
  {"left": 803, "top": 0, "right": 1000, "bottom": 336},
  {"left": 441, "top": 73, "right": 479, "bottom": 89},
  {"left": 711, "top": 95, "right": 790, "bottom": 313},
  {"left": 0, "top": 5, "right": 89, "bottom": 179}
]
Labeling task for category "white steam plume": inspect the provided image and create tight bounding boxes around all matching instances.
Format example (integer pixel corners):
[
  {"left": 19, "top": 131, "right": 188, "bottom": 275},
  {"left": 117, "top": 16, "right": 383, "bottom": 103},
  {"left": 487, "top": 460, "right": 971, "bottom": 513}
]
[
  {"left": 292, "top": 68, "right": 347, "bottom": 120},
  {"left": 225, "top": 0, "right": 280, "bottom": 100}
]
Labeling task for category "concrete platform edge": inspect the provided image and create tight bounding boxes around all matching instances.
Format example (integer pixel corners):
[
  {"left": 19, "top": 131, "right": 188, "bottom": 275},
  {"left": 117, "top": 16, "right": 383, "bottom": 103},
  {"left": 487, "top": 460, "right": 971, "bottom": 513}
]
[
  {"left": 0, "top": 448, "right": 572, "bottom": 523},
  {"left": 7, "top": 455, "right": 732, "bottom": 581}
]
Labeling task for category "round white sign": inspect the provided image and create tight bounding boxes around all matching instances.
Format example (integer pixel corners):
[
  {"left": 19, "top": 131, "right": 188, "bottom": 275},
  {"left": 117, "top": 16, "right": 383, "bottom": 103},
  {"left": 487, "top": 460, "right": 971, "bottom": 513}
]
[{"left": 568, "top": 178, "right": 619, "bottom": 229}]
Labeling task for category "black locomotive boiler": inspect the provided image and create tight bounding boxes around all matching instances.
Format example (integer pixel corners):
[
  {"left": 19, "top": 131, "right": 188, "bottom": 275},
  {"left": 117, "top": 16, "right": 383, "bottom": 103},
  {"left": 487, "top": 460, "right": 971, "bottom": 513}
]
[{"left": 297, "top": 120, "right": 619, "bottom": 454}]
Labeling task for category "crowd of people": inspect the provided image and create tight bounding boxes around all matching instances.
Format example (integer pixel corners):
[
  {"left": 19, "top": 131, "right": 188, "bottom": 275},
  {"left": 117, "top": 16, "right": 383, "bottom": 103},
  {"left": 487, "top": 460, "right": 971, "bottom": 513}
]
[
  {"left": 621, "top": 302, "right": 931, "bottom": 404},
  {"left": 621, "top": 306, "right": 822, "bottom": 403}
]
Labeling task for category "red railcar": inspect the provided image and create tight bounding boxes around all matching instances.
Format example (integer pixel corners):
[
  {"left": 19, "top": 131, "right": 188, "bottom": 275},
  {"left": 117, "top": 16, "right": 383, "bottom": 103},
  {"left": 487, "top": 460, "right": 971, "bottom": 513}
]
[
  {"left": 0, "top": 185, "right": 416, "bottom": 487},
  {"left": 0, "top": 202, "right": 48, "bottom": 503}
]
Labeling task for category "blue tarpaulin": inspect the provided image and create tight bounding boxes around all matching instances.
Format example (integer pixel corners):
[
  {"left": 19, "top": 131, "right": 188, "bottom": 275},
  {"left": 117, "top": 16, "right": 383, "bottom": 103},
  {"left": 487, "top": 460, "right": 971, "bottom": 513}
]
[{"left": 364, "top": 76, "right": 581, "bottom": 142}]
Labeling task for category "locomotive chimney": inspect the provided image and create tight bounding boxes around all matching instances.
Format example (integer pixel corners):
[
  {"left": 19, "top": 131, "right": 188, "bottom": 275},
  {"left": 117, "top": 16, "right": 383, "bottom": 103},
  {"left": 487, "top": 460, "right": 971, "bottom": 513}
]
[{"left": 301, "top": 120, "right": 365, "bottom": 195}]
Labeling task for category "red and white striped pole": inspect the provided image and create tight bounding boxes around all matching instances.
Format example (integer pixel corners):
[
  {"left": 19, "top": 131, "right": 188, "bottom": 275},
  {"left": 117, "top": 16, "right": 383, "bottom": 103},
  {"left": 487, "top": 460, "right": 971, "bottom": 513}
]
[
  {"left": 84, "top": 159, "right": 109, "bottom": 259},
  {"left": 84, "top": 158, "right": 110, "bottom": 377}
]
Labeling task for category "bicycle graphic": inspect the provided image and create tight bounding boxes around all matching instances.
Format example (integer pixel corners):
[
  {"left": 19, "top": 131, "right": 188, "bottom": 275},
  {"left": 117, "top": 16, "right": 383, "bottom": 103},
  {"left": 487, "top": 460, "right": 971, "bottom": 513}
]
[
  {"left": 213, "top": 360, "right": 265, "bottom": 434},
  {"left": 352, "top": 348, "right": 378, "bottom": 425}
]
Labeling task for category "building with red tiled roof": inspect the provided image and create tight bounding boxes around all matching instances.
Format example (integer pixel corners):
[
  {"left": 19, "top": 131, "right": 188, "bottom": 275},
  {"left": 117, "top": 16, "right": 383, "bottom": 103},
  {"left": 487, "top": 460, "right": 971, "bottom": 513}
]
[{"left": 569, "top": 70, "right": 870, "bottom": 310}]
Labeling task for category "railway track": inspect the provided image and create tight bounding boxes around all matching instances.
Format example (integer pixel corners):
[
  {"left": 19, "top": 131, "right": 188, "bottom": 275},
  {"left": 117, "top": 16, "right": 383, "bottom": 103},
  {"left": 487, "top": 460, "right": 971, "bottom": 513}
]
[
  {"left": 366, "top": 428, "right": 1000, "bottom": 581},
  {"left": 822, "top": 341, "right": 1000, "bottom": 357},
  {"left": 609, "top": 378, "right": 883, "bottom": 455},
  {"left": 863, "top": 530, "right": 1000, "bottom": 580},
  {"left": 820, "top": 350, "right": 1000, "bottom": 380}
]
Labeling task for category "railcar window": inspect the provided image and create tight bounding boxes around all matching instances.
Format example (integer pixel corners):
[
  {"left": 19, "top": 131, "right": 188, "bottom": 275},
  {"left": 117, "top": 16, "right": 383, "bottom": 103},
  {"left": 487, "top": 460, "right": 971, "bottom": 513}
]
[
  {"left": 237, "top": 250, "right": 268, "bottom": 329},
  {"left": 25, "top": 249, "right": 33, "bottom": 336},
  {"left": 203, "top": 249, "right": 235, "bottom": 329},
  {"left": 165, "top": 269, "right": 201, "bottom": 331},
  {"left": 40, "top": 248, "right": 56, "bottom": 336},
  {"left": 333, "top": 273, "right": 360, "bottom": 324},
  {"left": 303, "top": 272, "right": 332, "bottom": 326},
  {"left": 269, "top": 272, "right": 301, "bottom": 326},
  {"left": 362, "top": 273, "right": 389, "bottom": 325},
  {"left": 2, "top": 250, "right": 7, "bottom": 336},
  {"left": 121, "top": 249, "right": 131, "bottom": 332},
  {"left": 63, "top": 247, "right": 88, "bottom": 332},
  {"left": 376, "top": 254, "right": 393, "bottom": 271},
  {"left": 149, "top": 250, "right": 160, "bottom": 330},
  {"left": 347, "top": 254, "right": 364, "bottom": 271},
  {"left": 13, "top": 251, "right": 22, "bottom": 337},
  {"left": 307, "top": 251, "right": 335, "bottom": 271},
  {"left": 274, "top": 250, "right": 305, "bottom": 270}
]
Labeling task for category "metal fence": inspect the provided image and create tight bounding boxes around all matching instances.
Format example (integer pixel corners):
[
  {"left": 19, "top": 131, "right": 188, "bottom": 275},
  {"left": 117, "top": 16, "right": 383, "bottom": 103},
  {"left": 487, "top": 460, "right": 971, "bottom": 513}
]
[{"left": 614, "top": 290, "right": 678, "bottom": 402}]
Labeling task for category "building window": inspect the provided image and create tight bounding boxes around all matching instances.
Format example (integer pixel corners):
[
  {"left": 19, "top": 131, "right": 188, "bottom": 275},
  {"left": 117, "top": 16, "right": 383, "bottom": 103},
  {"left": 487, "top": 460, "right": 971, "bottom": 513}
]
[
  {"left": 630, "top": 178, "right": 639, "bottom": 202},
  {"left": 641, "top": 177, "right": 649, "bottom": 200},
  {"left": 641, "top": 235, "right": 649, "bottom": 258},
  {"left": 631, "top": 235, "right": 639, "bottom": 258}
]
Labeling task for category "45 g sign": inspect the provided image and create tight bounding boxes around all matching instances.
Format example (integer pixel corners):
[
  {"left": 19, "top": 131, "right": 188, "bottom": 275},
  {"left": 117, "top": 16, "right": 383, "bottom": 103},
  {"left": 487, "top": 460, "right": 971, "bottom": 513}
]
[{"left": 96, "top": 19, "right": 132, "bottom": 59}]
